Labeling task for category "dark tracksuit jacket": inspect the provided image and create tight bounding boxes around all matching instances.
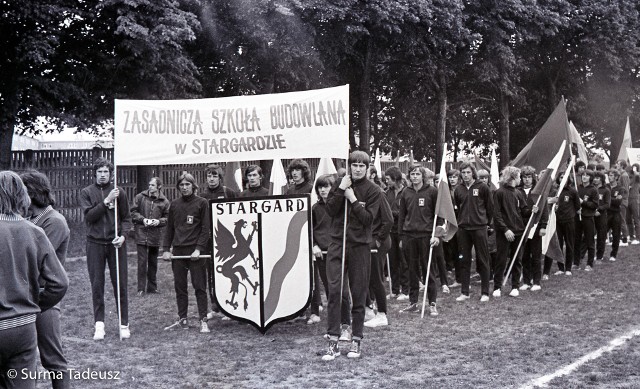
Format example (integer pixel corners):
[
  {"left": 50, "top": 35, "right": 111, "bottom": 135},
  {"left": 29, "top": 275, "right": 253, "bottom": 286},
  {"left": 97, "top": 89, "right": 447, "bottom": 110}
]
[
  {"left": 594, "top": 185, "right": 611, "bottom": 259},
  {"left": 608, "top": 184, "right": 626, "bottom": 257},
  {"left": 555, "top": 186, "right": 579, "bottom": 269},
  {"left": 518, "top": 186, "right": 548, "bottom": 285},
  {"left": 240, "top": 185, "right": 269, "bottom": 198},
  {"left": 286, "top": 180, "right": 313, "bottom": 195}
]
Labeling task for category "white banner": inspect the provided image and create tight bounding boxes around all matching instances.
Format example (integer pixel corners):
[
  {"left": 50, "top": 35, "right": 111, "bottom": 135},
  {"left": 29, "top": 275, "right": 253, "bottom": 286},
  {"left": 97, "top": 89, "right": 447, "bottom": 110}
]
[
  {"left": 114, "top": 85, "right": 349, "bottom": 165},
  {"left": 626, "top": 148, "right": 640, "bottom": 165}
]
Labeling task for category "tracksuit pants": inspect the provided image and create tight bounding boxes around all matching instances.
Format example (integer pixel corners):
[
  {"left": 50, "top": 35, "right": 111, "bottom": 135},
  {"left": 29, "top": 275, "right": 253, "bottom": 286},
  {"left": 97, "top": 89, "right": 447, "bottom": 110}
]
[
  {"left": 607, "top": 211, "right": 621, "bottom": 258},
  {"left": 456, "top": 227, "right": 491, "bottom": 296},
  {"left": 36, "top": 307, "right": 68, "bottom": 389},
  {"left": 172, "top": 245, "right": 208, "bottom": 321},
  {"left": 495, "top": 232, "right": 523, "bottom": 289},
  {"left": 595, "top": 212, "right": 608, "bottom": 260},
  {"left": 389, "top": 233, "right": 409, "bottom": 295},
  {"left": 86, "top": 241, "right": 129, "bottom": 325},
  {"left": 575, "top": 216, "right": 595, "bottom": 267},
  {"left": 136, "top": 244, "right": 159, "bottom": 293},
  {"left": 402, "top": 236, "right": 438, "bottom": 305},
  {"left": 368, "top": 237, "right": 391, "bottom": 314},
  {"left": 522, "top": 233, "right": 542, "bottom": 286},
  {"left": 627, "top": 197, "right": 640, "bottom": 240},
  {"left": 326, "top": 241, "right": 370, "bottom": 340},
  {"left": 0, "top": 322, "right": 37, "bottom": 389}
]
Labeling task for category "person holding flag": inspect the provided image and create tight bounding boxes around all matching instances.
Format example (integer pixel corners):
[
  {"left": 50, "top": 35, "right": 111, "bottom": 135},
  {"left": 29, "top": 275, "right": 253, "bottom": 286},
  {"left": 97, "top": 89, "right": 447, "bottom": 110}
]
[
  {"left": 383, "top": 166, "right": 409, "bottom": 300},
  {"left": 397, "top": 166, "right": 440, "bottom": 315},
  {"left": 321, "top": 151, "right": 382, "bottom": 361},
  {"left": 518, "top": 166, "right": 547, "bottom": 292},
  {"left": 445, "top": 169, "right": 463, "bottom": 288},
  {"left": 492, "top": 166, "right": 533, "bottom": 297},
  {"left": 453, "top": 162, "right": 493, "bottom": 302},
  {"left": 552, "top": 174, "right": 580, "bottom": 275}
]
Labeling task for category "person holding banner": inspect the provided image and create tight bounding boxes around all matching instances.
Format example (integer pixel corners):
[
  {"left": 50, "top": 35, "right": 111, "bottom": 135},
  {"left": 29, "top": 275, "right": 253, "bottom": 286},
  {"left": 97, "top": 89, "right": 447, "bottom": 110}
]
[
  {"left": 397, "top": 166, "right": 441, "bottom": 315},
  {"left": 574, "top": 170, "right": 599, "bottom": 271},
  {"left": 492, "top": 166, "right": 533, "bottom": 297},
  {"left": 131, "top": 177, "right": 170, "bottom": 296},
  {"left": 239, "top": 165, "right": 269, "bottom": 197},
  {"left": 606, "top": 169, "right": 625, "bottom": 262},
  {"left": 200, "top": 164, "right": 237, "bottom": 320},
  {"left": 383, "top": 166, "right": 409, "bottom": 300},
  {"left": 80, "top": 158, "right": 131, "bottom": 340},
  {"left": 453, "top": 163, "right": 493, "bottom": 302},
  {"left": 518, "top": 167, "right": 547, "bottom": 292},
  {"left": 321, "top": 151, "right": 382, "bottom": 361},
  {"left": 286, "top": 159, "right": 314, "bottom": 195},
  {"left": 162, "top": 173, "right": 211, "bottom": 333}
]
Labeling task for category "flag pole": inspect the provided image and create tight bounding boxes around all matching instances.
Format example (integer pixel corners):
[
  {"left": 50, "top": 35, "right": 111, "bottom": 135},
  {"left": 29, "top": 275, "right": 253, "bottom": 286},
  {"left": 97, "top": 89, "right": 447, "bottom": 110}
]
[
  {"left": 339, "top": 156, "right": 350, "bottom": 324},
  {"left": 386, "top": 254, "right": 392, "bottom": 294},
  {"left": 113, "top": 161, "right": 123, "bottom": 340},
  {"left": 420, "top": 217, "right": 439, "bottom": 318}
]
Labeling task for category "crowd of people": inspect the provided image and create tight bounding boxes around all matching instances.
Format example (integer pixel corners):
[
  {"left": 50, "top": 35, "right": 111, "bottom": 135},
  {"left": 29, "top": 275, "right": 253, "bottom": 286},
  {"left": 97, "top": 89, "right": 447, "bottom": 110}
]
[{"left": 2, "top": 152, "right": 639, "bottom": 386}]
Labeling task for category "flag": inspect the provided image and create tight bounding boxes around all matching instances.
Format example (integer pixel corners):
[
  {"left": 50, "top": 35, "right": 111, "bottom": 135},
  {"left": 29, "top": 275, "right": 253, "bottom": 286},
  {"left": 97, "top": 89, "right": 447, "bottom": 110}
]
[
  {"left": 269, "top": 159, "right": 288, "bottom": 195},
  {"left": 541, "top": 209, "right": 564, "bottom": 264},
  {"left": 374, "top": 147, "right": 383, "bottom": 182},
  {"left": 435, "top": 144, "right": 458, "bottom": 242},
  {"left": 511, "top": 98, "right": 571, "bottom": 171},
  {"left": 310, "top": 157, "right": 338, "bottom": 204},
  {"left": 490, "top": 148, "right": 500, "bottom": 190},
  {"left": 223, "top": 161, "right": 243, "bottom": 192},
  {"left": 526, "top": 141, "right": 566, "bottom": 239},
  {"left": 617, "top": 117, "right": 632, "bottom": 162},
  {"left": 569, "top": 121, "right": 589, "bottom": 163}
]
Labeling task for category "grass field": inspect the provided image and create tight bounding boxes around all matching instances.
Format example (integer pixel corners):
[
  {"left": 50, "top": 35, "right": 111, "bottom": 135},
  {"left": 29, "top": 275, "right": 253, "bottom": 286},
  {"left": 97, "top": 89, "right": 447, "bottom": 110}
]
[{"left": 43, "top": 242, "right": 640, "bottom": 389}]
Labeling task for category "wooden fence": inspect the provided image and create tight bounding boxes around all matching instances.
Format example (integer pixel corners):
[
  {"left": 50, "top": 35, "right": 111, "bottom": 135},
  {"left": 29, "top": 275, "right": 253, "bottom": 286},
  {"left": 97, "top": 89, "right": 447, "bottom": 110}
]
[{"left": 10, "top": 148, "right": 435, "bottom": 222}]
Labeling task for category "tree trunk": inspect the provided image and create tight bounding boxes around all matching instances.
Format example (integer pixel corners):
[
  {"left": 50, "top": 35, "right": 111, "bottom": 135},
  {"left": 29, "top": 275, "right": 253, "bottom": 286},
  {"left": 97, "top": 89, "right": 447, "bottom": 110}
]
[
  {"left": 0, "top": 88, "right": 19, "bottom": 170},
  {"left": 358, "top": 38, "right": 374, "bottom": 154},
  {"left": 546, "top": 75, "right": 557, "bottom": 115},
  {"left": 435, "top": 69, "right": 448, "bottom": 168},
  {"left": 499, "top": 90, "right": 510, "bottom": 169},
  {"left": 0, "top": 129, "right": 13, "bottom": 170}
]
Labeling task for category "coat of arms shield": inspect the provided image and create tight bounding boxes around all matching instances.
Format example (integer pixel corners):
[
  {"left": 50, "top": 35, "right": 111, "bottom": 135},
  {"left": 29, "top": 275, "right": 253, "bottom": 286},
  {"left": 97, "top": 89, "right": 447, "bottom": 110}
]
[{"left": 210, "top": 194, "right": 312, "bottom": 333}]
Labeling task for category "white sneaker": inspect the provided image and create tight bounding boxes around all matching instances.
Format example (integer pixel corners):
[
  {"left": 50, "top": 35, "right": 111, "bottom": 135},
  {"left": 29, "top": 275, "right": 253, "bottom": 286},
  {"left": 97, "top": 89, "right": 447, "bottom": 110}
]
[
  {"left": 386, "top": 293, "right": 397, "bottom": 299},
  {"left": 596, "top": 257, "right": 603, "bottom": 262},
  {"left": 492, "top": 289, "right": 501, "bottom": 298},
  {"left": 632, "top": 239, "right": 640, "bottom": 245},
  {"left": 364, "top": 307, "right": 376, "bottom": 322},
  {"left": 455, "top": 294, "right": 470, "bottom": 302},
  {"left": 584, "top": 265, "right": 593, "bottom": 272},
  {"left": 609, "top": 256, "right": 616, "bottom": 262},
  {"left": 480, "top": 295, "right": 490, "bottom": 302},
  {"left": 565, "top": 271, "right": 572, "bottom": 276},
  {"left": 364, "top": 313, "right": 388, "bottom": 328},
  {"left": 519, "top": 284, "right": 530, "bottom": 291},
  {"left": 200, "top": 320, "right": 210, "bottom": 333},
  {"left": 120, "top": 324, "right": 130, "bottom": 339},
  {"left": 339, "top": 325, "right": 352, "bottom": 342},
  {"left": 509, "top": 289, "right": 519, "bottom": 297},
  {"left": 554, "top": 270, "right": 564, "bottom": 276},
  {"left": 542, "top": 274, "right": 550, "bottom": 281},
  {"left": 396, "top": 293, "right": 409, "bottom": 301},
  {"left": 449, "top": 281, "right": 461, "bottom": 288},
  {"left": 93, "top": 321, "right": 105, "bottom": 341},
  {"left": 619, "top": 241, "right": 629, "bottom": 247},
  {"left": 442, "top": 285, "right": 450, "bottom": 294},
  {"left": 307, "top": 314, "right": 321, "bottom": 324},
  {"left": 531, "top": 285, "right": 542, "bottom": 291}
]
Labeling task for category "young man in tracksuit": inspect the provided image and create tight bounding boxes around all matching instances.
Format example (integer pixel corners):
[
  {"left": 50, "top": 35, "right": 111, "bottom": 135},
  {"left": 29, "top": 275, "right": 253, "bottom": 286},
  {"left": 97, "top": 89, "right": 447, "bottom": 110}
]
[
  {"left": 286, "top": 159, "right": 314, "bottom": 195},
  {"left": 593, "top": 171, "right": 611, "bottom": 262},
  {"left": 131, "top": 177, "right": 170, "bottom": 295},
  {"left": 453, "top": 162, "right": 494, "bottom": 302},
  {"left": 80, "top": 158, "right": 132, "bottom": 341},
  {"left": 575, "top": 170, "right": 599, "bottom": 271},
  {"left": 445, "top": 169, "right": 463, "bottom": 287},
  {"left": 162, "top": 173, "right": 211, "bottom": 333},
  {"left": 553, "top": 177, "right": 580, "bottom": 274},
  {"left": 240, "top": 165, "right": 269, "bottom": 197},
  {"left": 200, "top": 164, "right": 237, "bottom": 320},
  {"left": 518, "top": 166, "right": 547, "bottom": 292},
  {"left": 384, "top": 166, "right": 409, "bottom": 299},
  {"left": 397, "top": 166, "right": 442, "bottom": 315},
  {"left": 606, "top": 169, "right": 625, "bottom": 262},
  {"left": 322, "top": 151, "right": 382, "bottom": 361},
  {"left": 493, "top": 166, "right": 532, "bottom": 297}
]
